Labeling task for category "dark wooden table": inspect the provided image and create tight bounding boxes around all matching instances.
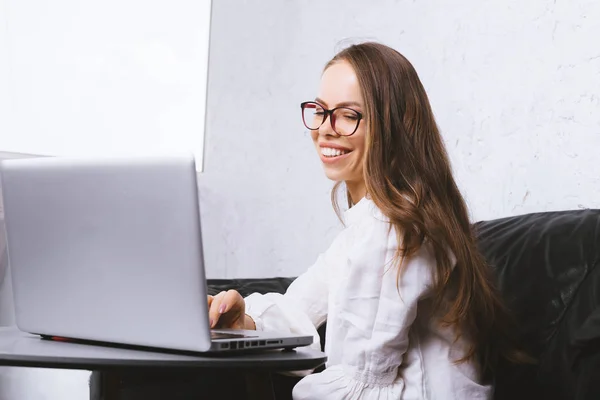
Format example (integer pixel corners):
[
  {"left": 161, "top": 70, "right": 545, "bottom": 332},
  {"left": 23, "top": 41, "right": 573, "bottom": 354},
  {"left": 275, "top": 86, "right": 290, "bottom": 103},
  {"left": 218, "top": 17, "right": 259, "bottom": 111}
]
[{"left": 0, "top": 327, "right": 327, "bottom": 399}]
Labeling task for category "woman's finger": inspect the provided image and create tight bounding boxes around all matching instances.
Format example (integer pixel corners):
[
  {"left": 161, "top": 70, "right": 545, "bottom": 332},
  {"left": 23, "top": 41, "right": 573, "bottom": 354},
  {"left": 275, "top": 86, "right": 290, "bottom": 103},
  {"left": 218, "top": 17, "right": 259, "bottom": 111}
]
[
  {"left": 208, "top": 291, "right": 226, "bottom": 328},
  {"left": 219, "top": 290, "right": 242, "bottom": 314}
]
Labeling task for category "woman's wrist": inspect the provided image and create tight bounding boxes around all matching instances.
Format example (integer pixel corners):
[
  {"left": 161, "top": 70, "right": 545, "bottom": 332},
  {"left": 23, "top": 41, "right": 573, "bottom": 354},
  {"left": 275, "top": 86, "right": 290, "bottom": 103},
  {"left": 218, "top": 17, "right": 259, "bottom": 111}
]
[{"left": 244, "top": 314, "right": 256, "bottom": 330}]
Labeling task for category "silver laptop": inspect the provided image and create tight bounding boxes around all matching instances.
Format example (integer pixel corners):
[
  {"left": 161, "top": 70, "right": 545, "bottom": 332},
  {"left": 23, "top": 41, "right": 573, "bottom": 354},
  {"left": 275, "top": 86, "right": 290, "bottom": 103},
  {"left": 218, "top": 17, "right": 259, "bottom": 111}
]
[{"left": 0, "top": 154, "right": 312, "bottom": 353}]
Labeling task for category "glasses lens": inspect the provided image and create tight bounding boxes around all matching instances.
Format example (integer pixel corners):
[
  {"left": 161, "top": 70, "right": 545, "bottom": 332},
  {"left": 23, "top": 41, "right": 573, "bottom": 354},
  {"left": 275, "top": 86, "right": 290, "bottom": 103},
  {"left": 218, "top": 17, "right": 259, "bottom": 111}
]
[
  {"left": 302, "top": 103, "right": 325, "bottom": 130},
  {"left": 332, "top": 108, "right": 360, "bottom": 136}
]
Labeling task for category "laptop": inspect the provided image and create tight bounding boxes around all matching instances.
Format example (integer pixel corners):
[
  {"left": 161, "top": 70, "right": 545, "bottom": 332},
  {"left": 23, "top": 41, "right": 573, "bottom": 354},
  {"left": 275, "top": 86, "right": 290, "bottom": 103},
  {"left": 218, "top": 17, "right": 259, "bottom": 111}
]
[{"left": 0, "top": 154, "right": 312, "bottom": 353}]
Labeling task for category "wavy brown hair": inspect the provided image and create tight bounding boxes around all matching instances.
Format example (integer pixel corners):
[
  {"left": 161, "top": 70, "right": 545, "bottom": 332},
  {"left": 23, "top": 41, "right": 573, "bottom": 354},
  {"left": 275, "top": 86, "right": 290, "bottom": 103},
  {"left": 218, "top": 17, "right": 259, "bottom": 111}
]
[{"left": 326, "top": 42, "right": 527, "bottom": 378}]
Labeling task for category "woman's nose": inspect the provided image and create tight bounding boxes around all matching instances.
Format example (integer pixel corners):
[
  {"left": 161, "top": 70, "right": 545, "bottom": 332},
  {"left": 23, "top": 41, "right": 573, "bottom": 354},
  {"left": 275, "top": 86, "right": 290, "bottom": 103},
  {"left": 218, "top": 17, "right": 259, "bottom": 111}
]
[{"left": 318, "top": 114, "right": 338, "bottom": 137}]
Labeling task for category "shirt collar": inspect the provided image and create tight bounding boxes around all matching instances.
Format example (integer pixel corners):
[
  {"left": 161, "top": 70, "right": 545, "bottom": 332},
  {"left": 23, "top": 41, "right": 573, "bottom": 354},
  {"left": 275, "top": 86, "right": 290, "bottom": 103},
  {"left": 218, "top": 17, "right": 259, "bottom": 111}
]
[{"left": 343, "top": 196, "right": 374, "bottom": 226}]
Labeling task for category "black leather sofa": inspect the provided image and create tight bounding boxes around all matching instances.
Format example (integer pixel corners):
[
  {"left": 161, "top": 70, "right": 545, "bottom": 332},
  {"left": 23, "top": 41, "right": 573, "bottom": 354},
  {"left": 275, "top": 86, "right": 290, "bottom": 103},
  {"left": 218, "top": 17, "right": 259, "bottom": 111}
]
[{"left": 92, "top": 209, "right": 600, "bottom": 399}]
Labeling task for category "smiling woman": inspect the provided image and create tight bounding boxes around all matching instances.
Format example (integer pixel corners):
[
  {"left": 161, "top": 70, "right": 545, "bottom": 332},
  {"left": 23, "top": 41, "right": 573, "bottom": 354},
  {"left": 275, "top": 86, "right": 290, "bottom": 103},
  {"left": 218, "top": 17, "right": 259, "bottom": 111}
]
[{"left": 209, "top": 42, "right": 528, "bottom": 400}]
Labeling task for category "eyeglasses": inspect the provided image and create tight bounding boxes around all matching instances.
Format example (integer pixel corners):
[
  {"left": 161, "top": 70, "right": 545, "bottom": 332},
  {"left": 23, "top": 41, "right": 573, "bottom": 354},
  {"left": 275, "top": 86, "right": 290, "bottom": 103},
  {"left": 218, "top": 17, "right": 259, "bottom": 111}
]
[{"left": 300, "top": 101, "right": 363, "bottom": 136}]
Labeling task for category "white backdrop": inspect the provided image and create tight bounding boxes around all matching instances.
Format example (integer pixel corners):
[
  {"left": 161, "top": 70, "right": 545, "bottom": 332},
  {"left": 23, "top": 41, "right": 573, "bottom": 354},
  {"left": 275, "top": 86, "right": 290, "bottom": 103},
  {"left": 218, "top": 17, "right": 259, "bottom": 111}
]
[{"left": 0, "top": 0, "right": 211, "bottom": 169}]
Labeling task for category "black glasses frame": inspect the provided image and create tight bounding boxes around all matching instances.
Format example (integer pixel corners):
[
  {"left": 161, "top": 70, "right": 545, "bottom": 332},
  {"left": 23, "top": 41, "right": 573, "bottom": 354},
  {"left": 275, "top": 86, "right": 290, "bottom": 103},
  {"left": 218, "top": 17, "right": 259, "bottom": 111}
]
[{"left": 300, "top": 101, "right": 363, "bottom": 136}]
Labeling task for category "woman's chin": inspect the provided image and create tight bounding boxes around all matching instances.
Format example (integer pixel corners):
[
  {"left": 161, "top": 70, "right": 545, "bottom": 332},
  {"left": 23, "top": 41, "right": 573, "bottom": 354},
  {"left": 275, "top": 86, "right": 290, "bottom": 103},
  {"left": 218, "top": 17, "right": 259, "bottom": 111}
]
[{"left": 322, "top": 168, "right": 345, "bottom": 182}]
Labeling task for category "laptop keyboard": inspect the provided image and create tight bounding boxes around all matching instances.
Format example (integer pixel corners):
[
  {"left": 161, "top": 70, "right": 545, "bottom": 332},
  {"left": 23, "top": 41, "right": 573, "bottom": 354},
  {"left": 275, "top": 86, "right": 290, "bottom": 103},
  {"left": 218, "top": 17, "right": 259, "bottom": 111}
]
[{"left": 210, "top": 331, "right": 258, "bottom": 340}]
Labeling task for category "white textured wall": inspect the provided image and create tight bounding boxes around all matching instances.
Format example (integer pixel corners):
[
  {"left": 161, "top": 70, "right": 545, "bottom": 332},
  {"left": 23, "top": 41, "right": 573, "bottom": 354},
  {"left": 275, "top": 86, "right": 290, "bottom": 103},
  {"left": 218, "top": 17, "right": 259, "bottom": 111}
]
[{"left": 200, "top": 0, "right": 600, "bottom": 279}]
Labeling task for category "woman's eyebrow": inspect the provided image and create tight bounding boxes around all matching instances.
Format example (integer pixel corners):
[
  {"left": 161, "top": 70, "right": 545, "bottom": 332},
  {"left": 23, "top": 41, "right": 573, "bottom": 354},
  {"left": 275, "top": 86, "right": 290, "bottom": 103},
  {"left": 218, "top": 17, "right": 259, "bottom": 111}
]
[{"left": 315, "top": 97, "right": 362, "bottom": 109}]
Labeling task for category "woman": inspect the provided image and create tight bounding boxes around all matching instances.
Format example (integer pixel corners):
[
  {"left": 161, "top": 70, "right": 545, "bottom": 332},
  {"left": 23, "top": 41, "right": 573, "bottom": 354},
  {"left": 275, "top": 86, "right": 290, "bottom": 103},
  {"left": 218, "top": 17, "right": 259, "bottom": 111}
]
[{"left": 208, "top": 42, "right": 520, "bottom": 399}]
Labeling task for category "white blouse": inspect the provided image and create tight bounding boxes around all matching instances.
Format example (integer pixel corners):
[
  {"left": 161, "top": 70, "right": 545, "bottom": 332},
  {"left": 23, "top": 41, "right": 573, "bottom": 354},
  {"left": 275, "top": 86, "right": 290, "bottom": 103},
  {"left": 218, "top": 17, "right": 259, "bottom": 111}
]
[{"left": 245, "top": 198, "right": 491, "bottom": 399}]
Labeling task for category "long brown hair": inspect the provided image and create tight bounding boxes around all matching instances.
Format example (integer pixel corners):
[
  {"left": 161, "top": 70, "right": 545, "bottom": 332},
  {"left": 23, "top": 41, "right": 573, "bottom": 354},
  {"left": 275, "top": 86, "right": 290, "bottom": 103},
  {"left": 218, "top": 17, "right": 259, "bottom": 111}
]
[{"left": 326, "top": 42, "right": 525, "bottom": 377}]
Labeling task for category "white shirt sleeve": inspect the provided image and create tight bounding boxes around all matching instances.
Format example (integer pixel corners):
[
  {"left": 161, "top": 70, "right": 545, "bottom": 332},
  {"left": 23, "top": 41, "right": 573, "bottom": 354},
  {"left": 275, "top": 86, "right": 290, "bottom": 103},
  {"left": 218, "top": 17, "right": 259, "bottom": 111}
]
[
  {"left": 292, "top": 213, "right": 436, "bottom": 399},
  {"left": 244, "top": 228, "right": 349, "bottom": 354}
]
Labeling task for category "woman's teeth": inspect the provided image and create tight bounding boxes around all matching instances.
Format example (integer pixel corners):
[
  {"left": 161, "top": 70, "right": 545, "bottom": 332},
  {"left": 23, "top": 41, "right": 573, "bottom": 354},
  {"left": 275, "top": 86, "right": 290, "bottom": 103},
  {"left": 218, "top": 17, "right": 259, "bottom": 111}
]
[{"left": 321, "top": 147, "right": 349, "bottom": 157}]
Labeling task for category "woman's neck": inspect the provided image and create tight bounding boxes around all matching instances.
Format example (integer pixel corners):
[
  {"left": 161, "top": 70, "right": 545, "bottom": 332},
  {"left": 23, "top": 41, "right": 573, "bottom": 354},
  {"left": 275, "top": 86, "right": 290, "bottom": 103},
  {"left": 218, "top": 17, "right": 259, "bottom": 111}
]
[{"left": 346, "top": 180, "right": 367, "bottom": 205}]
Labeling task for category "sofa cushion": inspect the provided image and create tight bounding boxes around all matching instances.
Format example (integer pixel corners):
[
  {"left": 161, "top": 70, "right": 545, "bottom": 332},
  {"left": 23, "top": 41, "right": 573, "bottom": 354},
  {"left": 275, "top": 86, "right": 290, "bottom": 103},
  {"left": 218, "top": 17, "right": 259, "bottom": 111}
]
[{"left": 475, "top": 209, "right": 600, "bottom": 400}]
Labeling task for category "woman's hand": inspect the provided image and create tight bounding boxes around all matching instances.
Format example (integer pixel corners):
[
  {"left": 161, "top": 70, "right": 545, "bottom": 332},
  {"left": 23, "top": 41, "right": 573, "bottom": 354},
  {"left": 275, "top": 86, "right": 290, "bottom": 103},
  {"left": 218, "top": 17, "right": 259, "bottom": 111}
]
[{"left": 207, "top": 290, "right": 256, "bottom": 330}]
